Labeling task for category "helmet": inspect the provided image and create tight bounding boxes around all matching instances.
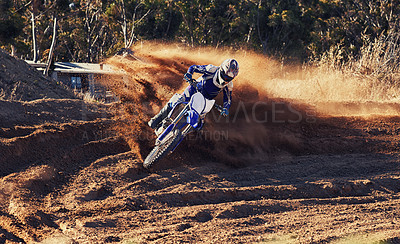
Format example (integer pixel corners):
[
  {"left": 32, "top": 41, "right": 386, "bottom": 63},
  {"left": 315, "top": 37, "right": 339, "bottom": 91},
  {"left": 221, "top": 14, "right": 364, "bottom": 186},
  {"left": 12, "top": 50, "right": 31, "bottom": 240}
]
[{"left": 218, "top": 58, "right": 239, "bottom": 84}]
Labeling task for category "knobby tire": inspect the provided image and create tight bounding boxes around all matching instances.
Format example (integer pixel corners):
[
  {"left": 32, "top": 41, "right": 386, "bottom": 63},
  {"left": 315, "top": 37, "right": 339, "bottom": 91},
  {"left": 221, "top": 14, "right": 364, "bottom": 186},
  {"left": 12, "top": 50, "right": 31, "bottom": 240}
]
[{"left": 143, "top": 129, "right": 182, "bottom": 169}]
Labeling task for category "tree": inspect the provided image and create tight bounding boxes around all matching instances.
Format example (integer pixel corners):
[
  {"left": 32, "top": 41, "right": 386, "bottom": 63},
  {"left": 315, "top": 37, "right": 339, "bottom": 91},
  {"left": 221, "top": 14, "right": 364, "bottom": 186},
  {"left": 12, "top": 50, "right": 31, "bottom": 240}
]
[
  {"left": 104, "top": 0, "right": 151, "bottom": 50},
  {"left": 0, "top": 0, "right": 24, "bottom": 56},
  {"left": 44, "top": 0, "right": 71, "bottom": 75},
  {"left": 135, "top": 0, "right": 181, "bottom": 41},
  {"left": 6, "top": 0, "right": 400, "bottom": 63}
]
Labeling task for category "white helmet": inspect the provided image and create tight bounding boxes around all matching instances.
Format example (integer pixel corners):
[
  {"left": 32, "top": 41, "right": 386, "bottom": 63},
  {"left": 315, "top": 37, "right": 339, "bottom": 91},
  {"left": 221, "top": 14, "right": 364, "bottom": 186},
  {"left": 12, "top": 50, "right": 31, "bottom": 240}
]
[{"left": 218, "top": 58, "right": 239, "bottom": 84}]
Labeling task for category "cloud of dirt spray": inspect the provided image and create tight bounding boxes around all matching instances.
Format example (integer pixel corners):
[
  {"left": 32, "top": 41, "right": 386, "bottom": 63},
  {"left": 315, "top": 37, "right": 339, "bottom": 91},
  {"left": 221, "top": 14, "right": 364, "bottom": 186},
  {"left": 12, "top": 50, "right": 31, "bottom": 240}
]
[
  {"left": 102, "top": 42, "right": 400, "bottom": 165},
  {"left": 102, "top": 42, "right": 296, "bottom": 163}
]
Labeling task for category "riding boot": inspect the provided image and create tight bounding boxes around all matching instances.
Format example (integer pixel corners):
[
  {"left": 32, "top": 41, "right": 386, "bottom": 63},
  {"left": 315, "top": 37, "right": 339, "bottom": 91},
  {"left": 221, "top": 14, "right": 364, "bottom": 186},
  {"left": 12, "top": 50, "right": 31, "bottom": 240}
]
[{"left": 147, "top": 104, "right": 172, "bottom": 130}]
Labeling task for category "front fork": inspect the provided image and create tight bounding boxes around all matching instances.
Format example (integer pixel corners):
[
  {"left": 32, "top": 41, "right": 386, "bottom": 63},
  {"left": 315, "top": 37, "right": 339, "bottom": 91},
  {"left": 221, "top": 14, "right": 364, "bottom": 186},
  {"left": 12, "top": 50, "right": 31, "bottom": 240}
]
[{"left": 156, "top": 104, "right": 191, "bottom": 144}]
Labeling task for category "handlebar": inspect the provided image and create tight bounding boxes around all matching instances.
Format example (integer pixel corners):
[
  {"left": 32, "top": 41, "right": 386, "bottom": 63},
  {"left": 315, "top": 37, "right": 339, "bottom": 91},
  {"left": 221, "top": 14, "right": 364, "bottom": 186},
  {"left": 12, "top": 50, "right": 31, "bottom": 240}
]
[
  {"left": 214, "top": 104, "right": 223, "bottom": 113},
  {"left": 185, "top": 77, "right": 198, "bottom": 91}
]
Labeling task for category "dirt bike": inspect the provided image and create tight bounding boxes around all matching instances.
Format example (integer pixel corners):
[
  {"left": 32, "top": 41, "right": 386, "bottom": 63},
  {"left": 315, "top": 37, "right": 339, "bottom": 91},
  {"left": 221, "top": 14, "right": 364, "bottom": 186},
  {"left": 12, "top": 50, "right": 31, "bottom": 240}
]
[{"left": 143, "top": 78, "right": 223, "bottom": 169}]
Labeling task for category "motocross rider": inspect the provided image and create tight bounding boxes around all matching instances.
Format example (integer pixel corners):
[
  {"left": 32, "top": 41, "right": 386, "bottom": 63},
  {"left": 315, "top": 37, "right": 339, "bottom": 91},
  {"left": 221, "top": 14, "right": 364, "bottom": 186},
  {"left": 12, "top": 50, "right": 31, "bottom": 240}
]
[{"left": 148, "top": 58, "right": 239, "bottom": 133}]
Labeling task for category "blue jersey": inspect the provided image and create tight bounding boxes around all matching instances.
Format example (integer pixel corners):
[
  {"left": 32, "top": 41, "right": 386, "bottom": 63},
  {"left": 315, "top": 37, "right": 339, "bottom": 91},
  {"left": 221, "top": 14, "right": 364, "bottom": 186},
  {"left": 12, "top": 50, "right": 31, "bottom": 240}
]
[{"left": 186, "top": 64, "right": 233, "bottom": 109}]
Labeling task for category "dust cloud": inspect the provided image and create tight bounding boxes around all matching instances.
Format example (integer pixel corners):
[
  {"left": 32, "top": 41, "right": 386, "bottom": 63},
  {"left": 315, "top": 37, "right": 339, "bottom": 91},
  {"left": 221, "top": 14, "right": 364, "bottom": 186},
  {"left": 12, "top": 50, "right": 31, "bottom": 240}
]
[{"left": 102, "top": 42, "right": 400, "bottom": 164}]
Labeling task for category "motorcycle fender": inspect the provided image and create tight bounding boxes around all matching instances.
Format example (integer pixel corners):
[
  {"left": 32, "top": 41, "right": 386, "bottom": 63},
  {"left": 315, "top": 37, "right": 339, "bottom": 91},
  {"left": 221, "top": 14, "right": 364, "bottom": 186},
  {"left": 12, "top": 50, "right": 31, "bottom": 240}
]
[
  {"left": 189, "top": 92, "right": 215, "bottom": 115},
  {"left": 203, "top": 98, "right": 215, "bottom": 114},
  {"left": 186, "top": 110, "right": 200, "bottom": 127}
]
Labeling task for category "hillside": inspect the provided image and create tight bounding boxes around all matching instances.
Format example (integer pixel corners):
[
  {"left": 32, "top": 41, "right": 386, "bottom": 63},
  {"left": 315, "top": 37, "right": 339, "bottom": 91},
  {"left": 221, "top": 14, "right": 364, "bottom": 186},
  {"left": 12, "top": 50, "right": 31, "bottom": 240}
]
[{"left": 0, "top": 49, "right": 74, "bottom": 101}]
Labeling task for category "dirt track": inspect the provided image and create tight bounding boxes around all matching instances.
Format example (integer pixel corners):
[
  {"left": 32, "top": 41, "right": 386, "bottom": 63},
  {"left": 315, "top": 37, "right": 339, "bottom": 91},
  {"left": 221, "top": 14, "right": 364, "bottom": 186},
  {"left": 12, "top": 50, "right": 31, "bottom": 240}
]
[
  {"left": 1, "top": 96, "right": 400, "bottom": 243},
  {"left": 1, "top": 45, "right": 400, "bottom": 243}
]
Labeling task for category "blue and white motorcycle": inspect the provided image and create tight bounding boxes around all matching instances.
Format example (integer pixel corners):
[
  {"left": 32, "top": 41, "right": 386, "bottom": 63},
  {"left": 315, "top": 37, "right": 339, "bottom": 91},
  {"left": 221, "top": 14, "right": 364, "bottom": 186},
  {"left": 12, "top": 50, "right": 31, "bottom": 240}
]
[{"left": 143, "top": 79, "right": 223, "bottom": 169}]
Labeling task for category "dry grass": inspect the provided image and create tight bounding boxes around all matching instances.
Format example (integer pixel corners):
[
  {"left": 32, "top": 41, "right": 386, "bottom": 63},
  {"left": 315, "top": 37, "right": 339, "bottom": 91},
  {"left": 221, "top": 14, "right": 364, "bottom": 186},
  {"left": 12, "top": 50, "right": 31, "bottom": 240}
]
[
  {"left": 309, "top": 25, "right": 400, "bottom": 102},
  {"left": 261, "top": 27, "right": 400, "bottom": 112}
]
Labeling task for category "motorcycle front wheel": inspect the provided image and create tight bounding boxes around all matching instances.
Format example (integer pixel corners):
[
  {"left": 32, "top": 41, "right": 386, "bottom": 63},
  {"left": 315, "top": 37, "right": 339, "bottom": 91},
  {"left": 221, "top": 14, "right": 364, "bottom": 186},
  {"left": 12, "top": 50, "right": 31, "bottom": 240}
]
[{"left": 143, "top": 128, "right": 182, "bottom": 169}]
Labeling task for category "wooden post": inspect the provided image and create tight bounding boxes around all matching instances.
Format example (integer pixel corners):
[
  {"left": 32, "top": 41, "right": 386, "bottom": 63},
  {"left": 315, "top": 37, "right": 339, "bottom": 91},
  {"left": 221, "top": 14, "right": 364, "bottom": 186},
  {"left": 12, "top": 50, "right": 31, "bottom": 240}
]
[
  {"left": 44, "top": 15, "right": 57, "bottom": 76},
  {"left": 32, "top": 12, "right": 38, "bottom": 62}
]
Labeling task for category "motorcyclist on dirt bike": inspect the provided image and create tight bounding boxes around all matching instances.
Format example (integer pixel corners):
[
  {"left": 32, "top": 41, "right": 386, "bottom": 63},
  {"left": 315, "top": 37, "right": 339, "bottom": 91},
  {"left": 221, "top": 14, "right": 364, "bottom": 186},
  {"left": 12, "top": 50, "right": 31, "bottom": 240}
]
[{"left": 147, "top": 58, "right": 239, "bottom": 134}]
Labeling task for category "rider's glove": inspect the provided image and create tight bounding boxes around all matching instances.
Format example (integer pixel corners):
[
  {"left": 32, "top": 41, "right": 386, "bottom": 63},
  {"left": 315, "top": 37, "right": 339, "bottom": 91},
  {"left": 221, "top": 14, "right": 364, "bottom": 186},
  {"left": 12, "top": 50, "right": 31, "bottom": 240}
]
[
  {"left": 184, "top": 73, "right": 192, "bottom": 81},
  {"left": 221, "top": 108, "right": 229, "bottom": 117}
]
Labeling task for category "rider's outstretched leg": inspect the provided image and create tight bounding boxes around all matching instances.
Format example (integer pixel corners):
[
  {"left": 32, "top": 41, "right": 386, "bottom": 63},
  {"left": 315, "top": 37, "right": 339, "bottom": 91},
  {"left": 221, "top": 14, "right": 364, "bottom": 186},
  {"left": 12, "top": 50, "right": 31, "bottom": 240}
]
[
  {"left": 147, "top": 104, "right": 171, "bottom": 130},
  {"left": 148, "top": 93, "right": 186, "bottom": 130}
]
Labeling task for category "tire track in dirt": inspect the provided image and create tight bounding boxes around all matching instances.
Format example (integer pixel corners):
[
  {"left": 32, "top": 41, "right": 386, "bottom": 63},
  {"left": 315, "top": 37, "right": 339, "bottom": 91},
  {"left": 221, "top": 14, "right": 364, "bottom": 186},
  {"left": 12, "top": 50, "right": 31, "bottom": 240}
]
[
  {"left": 53, "top": 152, "right": 400, "bottom": 243},
  {"left": 3, "top": 106, "right": 395, "bottom": 243},
  {"left": 0, "top": 98, "right": 133, "bottom": 243}
]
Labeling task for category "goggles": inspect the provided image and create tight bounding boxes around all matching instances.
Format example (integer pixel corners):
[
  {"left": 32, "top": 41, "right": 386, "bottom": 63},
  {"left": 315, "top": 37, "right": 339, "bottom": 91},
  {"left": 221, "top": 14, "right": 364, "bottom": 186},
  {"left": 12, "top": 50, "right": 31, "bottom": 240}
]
[{"left": 220, "top": 69, "right": 234, "bottom": 83}]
